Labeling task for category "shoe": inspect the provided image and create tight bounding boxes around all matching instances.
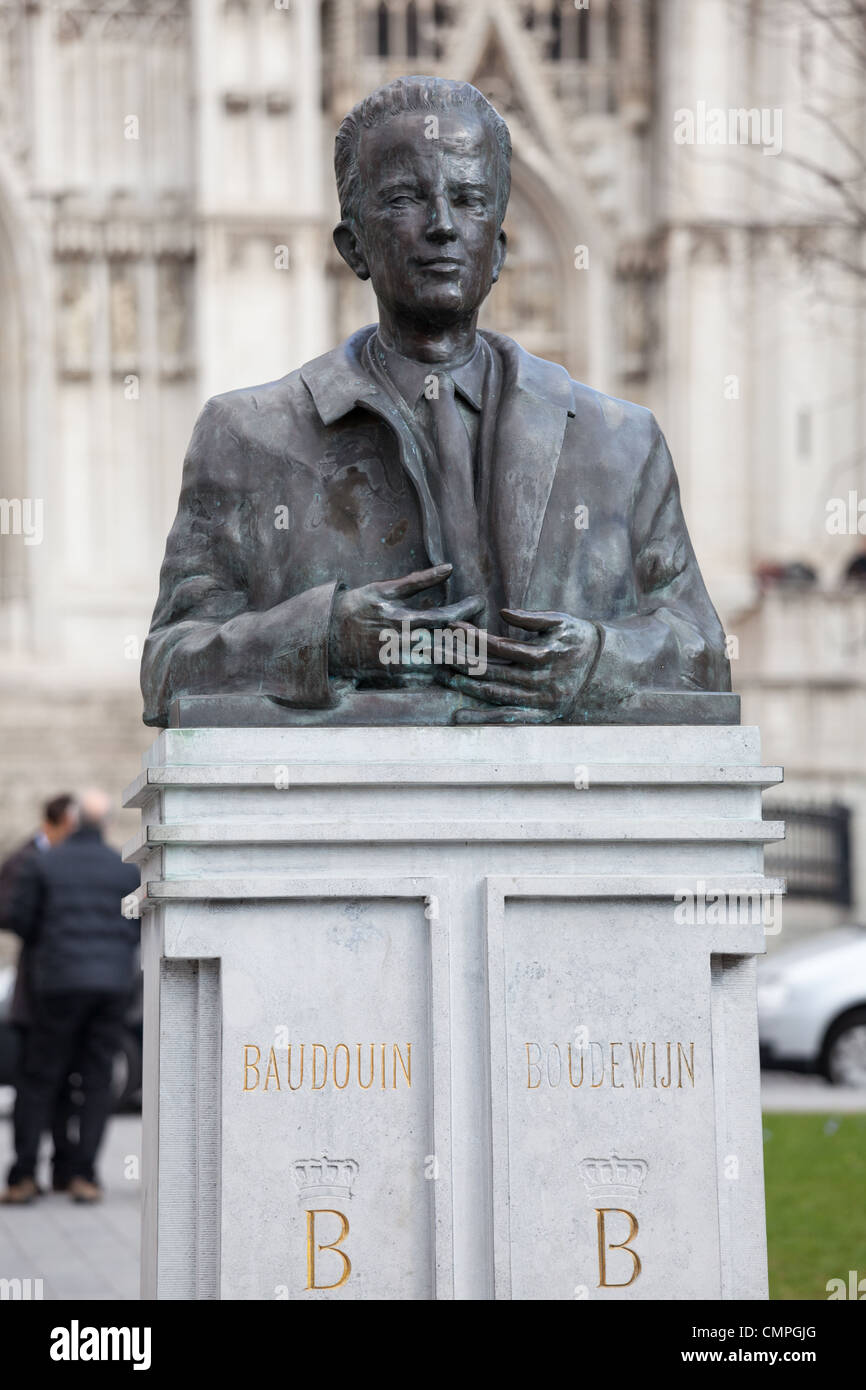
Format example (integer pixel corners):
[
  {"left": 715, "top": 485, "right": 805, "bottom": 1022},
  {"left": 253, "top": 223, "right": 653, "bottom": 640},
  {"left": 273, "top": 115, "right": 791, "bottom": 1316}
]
[
  {"left": 68, "top": 1177, "right": 103, "bottom": 1204},
  {"left": 0, "top": 1177, "right": 40, "bottom": 1205}
]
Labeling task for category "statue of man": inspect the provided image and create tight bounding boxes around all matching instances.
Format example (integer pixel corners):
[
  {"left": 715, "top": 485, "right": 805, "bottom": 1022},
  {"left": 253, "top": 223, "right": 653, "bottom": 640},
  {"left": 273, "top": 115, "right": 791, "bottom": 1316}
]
[{"left": 142, "top": 76, "right": 730, "bottom": 727}]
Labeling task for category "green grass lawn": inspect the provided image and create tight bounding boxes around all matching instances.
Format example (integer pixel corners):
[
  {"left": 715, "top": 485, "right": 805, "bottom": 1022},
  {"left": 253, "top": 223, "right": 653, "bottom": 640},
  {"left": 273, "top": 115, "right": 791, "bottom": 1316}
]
[{"left": 764, "top": 1112, "right": 866, "bottom": 1300}]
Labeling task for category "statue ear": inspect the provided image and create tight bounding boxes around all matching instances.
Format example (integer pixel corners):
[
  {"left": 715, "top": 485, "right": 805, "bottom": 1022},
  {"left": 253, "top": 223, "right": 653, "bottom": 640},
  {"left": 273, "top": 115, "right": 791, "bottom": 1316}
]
[
  {"left": 333, "top": 222, "right": 370, "bottom": 281},
  {"left": 490, "top": 227, "right": 507, "bottom": 285}
]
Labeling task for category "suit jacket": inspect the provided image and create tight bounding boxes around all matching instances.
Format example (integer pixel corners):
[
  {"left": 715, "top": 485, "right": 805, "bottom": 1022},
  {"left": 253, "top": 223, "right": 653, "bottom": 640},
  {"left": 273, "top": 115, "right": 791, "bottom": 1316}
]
[
  {"left": 141, "top": 326, "right": 730, "bottom": 726},
  {"left": 6, "top": 826, "right": 140, "bottom": 996}
]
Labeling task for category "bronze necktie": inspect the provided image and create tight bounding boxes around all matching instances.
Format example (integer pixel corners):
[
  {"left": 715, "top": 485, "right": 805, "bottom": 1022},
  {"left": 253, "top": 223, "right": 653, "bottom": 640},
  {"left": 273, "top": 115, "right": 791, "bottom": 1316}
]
[{"left": 427, "top": 373, "right": 487, "bottom": 610}]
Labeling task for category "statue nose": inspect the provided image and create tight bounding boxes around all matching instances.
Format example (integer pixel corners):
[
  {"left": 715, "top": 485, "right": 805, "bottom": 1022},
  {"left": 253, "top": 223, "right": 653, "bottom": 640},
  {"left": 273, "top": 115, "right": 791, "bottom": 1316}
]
[{"left": 427, "top": 195, "right": 456, "bottom": 239}]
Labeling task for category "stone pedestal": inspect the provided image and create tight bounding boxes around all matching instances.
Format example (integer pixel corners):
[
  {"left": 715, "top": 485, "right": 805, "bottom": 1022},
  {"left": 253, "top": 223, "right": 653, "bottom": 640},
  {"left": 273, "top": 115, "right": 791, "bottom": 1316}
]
[{"left": 123, "top": 725, "right": 782, "bottom": 1301}]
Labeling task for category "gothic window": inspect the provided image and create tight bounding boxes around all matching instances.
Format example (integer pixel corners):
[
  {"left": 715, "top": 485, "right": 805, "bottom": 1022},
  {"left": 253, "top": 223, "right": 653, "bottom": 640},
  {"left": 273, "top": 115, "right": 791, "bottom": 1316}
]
[
  {"left": 549, "top": 4, "right": 561, "bottom": 61},
  {"left": 406, "top": 1, "right": 419, "bottom": 58},
  {"left": 362, "top": 1, "right": 455, "bottom": 63},
  {"left": 377, "top": 1, "right": 389, "bottom": 58},
  {"left": 607, "top": 0, "right": 620, "bottom": 62},
  {"left": 545, "top": 1, "right": 591, "bottom": 63},
  {"left": 577, "top": 7, "right": 589, "bottom": 61},
  {"left": 535, "top": 0, "right": 629, "bottom": 115}
]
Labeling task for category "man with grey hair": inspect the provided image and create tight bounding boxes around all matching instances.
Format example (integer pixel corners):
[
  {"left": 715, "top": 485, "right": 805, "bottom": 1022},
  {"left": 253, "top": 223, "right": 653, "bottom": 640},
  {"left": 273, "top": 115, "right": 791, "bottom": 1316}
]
[
  {"left": 141, "top": 75, "right": 728, "bottom": 727},
  {"left": 1, "top": 790, "right": 139, "bottom": 1205}
]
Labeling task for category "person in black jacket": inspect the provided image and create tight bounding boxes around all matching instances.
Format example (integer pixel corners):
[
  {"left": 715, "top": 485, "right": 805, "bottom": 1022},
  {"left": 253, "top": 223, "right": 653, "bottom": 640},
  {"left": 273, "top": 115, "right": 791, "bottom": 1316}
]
[
  {"left": 0, "top": 793, "right": 80, "bottom": 1190},
  {"left": 0, "top": 790, "right": 140, "bottom": 1205}
]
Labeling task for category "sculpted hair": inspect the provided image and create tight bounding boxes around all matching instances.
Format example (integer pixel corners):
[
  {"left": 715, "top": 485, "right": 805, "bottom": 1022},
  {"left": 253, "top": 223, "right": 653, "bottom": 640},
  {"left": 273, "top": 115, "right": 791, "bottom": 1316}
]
[{"left": 335, "top": 75, "right": 512, "bottom": 229}]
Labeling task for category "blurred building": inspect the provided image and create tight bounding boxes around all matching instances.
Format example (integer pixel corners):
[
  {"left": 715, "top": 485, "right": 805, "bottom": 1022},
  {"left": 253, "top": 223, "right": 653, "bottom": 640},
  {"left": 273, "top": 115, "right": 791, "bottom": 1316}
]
[{"left": 0, "top": 0, "right": 864, "bottom": 934}]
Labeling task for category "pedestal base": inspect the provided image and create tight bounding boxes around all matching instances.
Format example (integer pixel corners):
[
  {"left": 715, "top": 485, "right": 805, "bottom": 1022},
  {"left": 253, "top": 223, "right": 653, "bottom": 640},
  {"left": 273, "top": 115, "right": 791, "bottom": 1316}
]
[{"left": 124, "top": 725, "right": 782, "bottom": 1300}]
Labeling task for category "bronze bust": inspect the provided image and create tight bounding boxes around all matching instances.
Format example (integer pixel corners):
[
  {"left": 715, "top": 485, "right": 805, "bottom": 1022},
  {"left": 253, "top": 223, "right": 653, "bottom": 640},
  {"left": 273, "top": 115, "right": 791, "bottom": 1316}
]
[{"left": 142, "top": 77, "right": 732, "bottom": 728}]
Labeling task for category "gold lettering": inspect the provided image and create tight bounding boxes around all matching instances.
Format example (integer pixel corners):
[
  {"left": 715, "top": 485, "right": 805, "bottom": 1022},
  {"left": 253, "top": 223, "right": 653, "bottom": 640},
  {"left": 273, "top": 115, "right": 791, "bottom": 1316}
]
[
  {"left": 243, "top": 1044, "right": 260, "bottom": 1092},
  {"left": 525, "top": 1042, "right": 542, "bottom": 1089},
  {"left": 590, "top": 1041, "right": 605, "bottom": 1088},
  {"left": 610, "top": 1042, "right": 624, "bottom": 1089},
  {"left": 305, "top": 1210, "right": 351, "bottom": 1290},
  {"left": 596, "top": 1208, "right": 641, "bottom": 1288},
  {"left": 264, "top": 1046, "right": 281, "bottom": 1091},
  {"left": 393, "top": 1043, "right": 412, "bottom": 1089},
  {"left": 287, "top": 1043, "right": 305, "bottom": 1091},
  {"left": 380, "top": 1042, "right": 386, "bottom": 1090},
  {"left": 312, "top": 1043, "right": 328, "bottom": 1090},
  {"left": 659, "top": 1041, "right": 672, "bottom": 1088},
  {"left": 567, "top": 1044, "right": 584, "bottom": 1088},
  {"left": 357, "top": 1043, "right": 375, "bottom": 1089},
  {"left": 333, "top": 1043, "right": 350, "bottom": 1089},
  {"left": 651, "top": 1041, "right": 658, "bottom": 1087},
  {"left": 546, "top": 1043, "right": 563, "bottom": 1088},
  {"left": 629, "top": 1042, "right": 646, "bottom": 1087},
  {"left": 677, "top": 1041, "right": 695, "bottom": 1088}
]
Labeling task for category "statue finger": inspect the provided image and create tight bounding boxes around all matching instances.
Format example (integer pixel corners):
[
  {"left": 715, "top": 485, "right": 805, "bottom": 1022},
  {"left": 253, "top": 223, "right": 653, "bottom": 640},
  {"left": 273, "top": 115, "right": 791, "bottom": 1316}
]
[
  {"left": 442, "top": 672, "right": 547, "bottom": 707},
  {"left": 378, "top": 564, "right": 452, "bottom": 600},
  {"left": 400, "top": 594, "right": 485, "bottom": 625},
  {"left": 476, "top": 632, "right": 551, "bottom": 666},
  {"left": 501, "top": 608, "right": 564, "bottom": 633}
]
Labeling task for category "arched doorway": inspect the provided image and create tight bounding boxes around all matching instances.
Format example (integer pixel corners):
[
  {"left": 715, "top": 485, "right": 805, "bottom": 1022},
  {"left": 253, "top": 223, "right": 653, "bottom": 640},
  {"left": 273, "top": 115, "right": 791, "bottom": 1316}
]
[{"left": 479, "top": 162, "right": 587, "bottom": 382}]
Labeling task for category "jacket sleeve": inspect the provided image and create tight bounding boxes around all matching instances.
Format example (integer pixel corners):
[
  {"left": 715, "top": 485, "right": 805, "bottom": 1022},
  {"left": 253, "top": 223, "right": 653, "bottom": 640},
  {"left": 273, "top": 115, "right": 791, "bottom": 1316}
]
[
  {"left": 2, "top": 852, "right": 44, "bottom": 944},
  {"left": 580, "top": 419, "right": 731, "bottom": 709},
  {"left": 141, "top": 398, "right": 342, "bottom": 727},
  {"left": 0, "top": 846, "right": 25, "bottom": 934}
]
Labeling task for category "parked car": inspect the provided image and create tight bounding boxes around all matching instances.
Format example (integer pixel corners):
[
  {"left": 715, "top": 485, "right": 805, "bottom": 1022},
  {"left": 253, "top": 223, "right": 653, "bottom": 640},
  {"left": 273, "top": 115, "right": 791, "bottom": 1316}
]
[
  {"left": 0, "top": 961, "right": 142, "bottom": 1111},
  {"left": 758, "top": 926, "right": 866, "bottom": 1085}
]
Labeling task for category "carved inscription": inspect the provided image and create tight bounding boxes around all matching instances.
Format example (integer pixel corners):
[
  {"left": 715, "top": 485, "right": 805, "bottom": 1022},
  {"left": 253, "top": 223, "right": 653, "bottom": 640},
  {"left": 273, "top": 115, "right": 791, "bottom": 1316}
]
[
  {"left": 596, "top": 1209, "right": 641, "bottom": 1289},
  {"left": 524, "top": 1041, "right": 696, "bottom": 1090},
  {"left": 305, "top": 1211, "right": 352, "bottom": 1291},
  {"left": 242, "top": 1042, "right": 413, "bottom": 1091}
]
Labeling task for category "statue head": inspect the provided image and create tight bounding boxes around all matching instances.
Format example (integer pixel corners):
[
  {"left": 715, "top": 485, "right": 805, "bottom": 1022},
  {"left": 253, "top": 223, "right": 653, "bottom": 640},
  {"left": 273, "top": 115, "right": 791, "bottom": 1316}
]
[{"left": 333, "top": 76, "right": 511, "bottom": 333}]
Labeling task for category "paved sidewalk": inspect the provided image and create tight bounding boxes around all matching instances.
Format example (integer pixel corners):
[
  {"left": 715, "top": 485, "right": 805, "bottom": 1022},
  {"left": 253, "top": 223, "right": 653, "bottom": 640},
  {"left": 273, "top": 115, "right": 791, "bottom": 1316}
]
[
  {"left": 761, "top": 1070, "right": 866, "bottom": 1113},
  {"left": 0, "top": 1113, "right": 141, "bottom": 1300}
]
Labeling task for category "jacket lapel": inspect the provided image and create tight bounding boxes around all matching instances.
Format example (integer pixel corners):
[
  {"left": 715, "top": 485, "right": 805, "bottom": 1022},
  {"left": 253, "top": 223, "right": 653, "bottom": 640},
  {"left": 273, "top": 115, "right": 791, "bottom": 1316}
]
[
  {"left": 301, "top": 326, "right": 576, "bottom": 610},
  {"left": 301, "top": 324, "right": 444, "bottom": 565},
  {"left": 482, "top": 332, "right": 575, "bottom": 609}
]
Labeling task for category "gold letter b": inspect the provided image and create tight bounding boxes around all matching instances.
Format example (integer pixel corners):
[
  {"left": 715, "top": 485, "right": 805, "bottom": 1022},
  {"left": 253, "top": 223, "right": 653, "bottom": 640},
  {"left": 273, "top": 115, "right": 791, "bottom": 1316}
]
[
  {"left": 305, "top": 1210, "right": 351, "bottom": 1290},
  {"left": 596, "top": 1207, "right": 641, "bottom": 1288}
]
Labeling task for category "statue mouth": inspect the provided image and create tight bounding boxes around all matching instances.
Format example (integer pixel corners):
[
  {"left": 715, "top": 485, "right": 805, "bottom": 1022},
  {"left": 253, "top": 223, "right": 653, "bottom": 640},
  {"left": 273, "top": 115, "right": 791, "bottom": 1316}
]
[{"left": 417, "top": 257, "right": 464, "bottom": 272}]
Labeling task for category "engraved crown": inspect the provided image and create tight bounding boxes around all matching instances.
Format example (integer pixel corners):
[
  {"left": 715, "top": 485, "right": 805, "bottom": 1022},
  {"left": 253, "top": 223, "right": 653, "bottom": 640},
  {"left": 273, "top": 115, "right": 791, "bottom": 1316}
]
[
  {"left": 578, "top": 1155, "right": 648, "bottom": 1200},
  {"left": 292, "top": 1153, "right": 359, "bottom": 1204}
]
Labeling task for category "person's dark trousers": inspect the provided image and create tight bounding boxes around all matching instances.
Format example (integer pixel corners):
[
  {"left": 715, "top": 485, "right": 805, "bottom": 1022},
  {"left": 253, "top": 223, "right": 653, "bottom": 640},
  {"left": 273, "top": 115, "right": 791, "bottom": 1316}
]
[
  {"left": 50, "top": 1073, "right": 82, "bottom": 1189},
  {"left": 7, "top": 991, "right": 127, "bottom": 1186},
  {"left": 11, "top": 1023, "right": 81, "bottom": 1187}
]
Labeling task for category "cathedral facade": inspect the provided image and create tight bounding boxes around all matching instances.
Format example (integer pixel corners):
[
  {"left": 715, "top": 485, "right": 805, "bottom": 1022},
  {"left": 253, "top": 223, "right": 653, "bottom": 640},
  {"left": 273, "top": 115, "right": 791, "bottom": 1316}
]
[{"left": 0, "top": 0, "right": 864, "bottom": 927}]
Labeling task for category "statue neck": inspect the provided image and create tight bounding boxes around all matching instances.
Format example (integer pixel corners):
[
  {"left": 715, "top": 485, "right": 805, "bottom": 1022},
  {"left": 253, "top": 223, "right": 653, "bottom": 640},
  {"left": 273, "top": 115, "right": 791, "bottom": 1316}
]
[{"left": 375, "top": 308, "right": 479, "bottom": 368}]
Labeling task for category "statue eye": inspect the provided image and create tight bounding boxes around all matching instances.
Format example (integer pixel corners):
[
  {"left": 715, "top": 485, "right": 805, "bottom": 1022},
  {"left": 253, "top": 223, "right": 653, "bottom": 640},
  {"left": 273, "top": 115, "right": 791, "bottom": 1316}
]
[{"left": 454, "top": 193, "right": 485, "bottom": 211}]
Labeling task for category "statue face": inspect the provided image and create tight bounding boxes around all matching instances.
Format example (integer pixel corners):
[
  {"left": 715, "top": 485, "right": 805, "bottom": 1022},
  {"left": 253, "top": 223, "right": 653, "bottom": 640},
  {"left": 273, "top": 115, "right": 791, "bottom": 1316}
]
[{"left": 350, "top": 109, "right": 506, "bottom": 326}]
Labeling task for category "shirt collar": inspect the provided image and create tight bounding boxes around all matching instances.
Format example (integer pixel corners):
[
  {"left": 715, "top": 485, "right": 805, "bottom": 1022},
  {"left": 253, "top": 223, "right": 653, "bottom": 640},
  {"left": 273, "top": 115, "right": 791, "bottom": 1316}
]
[
  {"left": 371, "top": 333, "right": 487, "bottom": 412},
  {"left": 299, "top": 324, "right": 576, "bottom": 425}
]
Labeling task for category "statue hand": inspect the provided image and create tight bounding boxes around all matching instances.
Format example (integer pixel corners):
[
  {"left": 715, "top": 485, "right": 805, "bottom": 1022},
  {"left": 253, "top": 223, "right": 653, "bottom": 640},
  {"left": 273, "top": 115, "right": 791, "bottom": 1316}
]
[
  {"left": 438, "top": 610, "right": 600, "bottom": 719},
  {"left": 328, "top": 564, "right": 485, "bottom": 680}
]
